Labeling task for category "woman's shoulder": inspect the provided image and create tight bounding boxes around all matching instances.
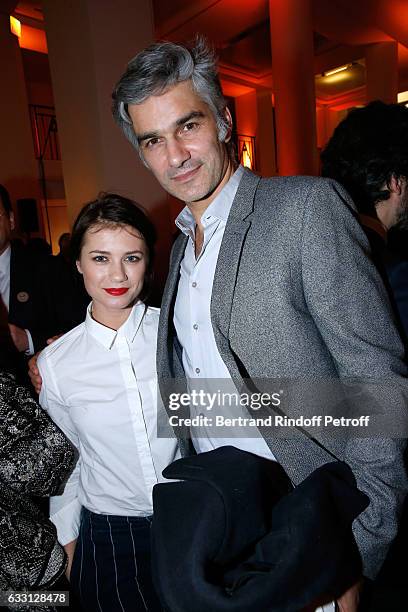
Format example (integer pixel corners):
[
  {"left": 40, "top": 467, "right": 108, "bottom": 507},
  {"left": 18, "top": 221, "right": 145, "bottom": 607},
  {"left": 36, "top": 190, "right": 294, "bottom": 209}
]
[
  {"left": 145, "top": 305, "right": 160, "bottom": 317},
  {"left": 142, "top": 305, "right": 160, "bottom": 328},
  {"left": 38, "top": 321, "right": 86, "bottom": 368}
]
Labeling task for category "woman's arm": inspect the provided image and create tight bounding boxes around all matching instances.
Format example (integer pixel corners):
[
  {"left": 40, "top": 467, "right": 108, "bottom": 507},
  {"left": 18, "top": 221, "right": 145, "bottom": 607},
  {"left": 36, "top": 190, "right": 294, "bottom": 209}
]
[
  {"left": 37, "top": 354, "right": 82, "bottom": 548},
  {"left": 64, "top": 539, "right": 77, "bottom": 581}
]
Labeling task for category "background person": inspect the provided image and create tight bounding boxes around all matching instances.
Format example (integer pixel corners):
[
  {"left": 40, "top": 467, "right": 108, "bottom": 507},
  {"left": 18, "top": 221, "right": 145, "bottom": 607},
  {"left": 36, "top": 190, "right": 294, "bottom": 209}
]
[
  {"left": 321, "top": 100, "right": 408, "bottom": 346},
  {"left": 0, "top": 184, "right": 55, "bottom": 384},
  {"left": 0, "top": 369, "right": 76, "bottom": 611},
  {"left": 40, "top": 232, "right": 89, "bottom": 335}
]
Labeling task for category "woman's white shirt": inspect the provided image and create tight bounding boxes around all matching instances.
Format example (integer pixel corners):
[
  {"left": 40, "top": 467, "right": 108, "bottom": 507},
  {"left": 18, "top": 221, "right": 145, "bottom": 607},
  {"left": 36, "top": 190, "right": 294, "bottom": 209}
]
[{"left": 38, "top": 302, "right": 179, "bottom": 545}]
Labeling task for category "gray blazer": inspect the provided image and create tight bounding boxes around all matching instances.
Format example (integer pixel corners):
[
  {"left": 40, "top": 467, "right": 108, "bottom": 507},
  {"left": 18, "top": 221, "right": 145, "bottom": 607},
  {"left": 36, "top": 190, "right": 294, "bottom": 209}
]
[{"left": 157, "top": 168, "right": 408, "bottom": 579}]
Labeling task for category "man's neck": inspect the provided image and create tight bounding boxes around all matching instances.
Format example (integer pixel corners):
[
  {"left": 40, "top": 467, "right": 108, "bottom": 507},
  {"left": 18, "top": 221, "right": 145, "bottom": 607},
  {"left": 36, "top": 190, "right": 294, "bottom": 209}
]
[{"left": 186, "top": 160, "right": 237, "bottom": 227}]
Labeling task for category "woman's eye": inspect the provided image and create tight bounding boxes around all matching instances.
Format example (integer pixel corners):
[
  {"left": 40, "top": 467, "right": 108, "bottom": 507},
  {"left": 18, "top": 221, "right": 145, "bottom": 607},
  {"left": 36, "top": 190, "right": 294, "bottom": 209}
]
[
  {"left": 125, "top": 255, "right": 141, "bottom": 263},
  {"left": 93, "top": 255, "right": 107, "bottom": 262}
]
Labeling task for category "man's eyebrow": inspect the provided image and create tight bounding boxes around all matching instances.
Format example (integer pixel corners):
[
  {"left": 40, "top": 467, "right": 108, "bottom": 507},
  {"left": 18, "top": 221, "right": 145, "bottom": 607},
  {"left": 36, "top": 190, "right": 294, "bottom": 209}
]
[
  {"left": 137, "top": 111, "right": 205, "bottom": 144},
  {"left": 137, "top": 131, "right": 159, "bottom": 145},
  {"left": 175, "top": 111, "right": 205, "bottom": 128}
]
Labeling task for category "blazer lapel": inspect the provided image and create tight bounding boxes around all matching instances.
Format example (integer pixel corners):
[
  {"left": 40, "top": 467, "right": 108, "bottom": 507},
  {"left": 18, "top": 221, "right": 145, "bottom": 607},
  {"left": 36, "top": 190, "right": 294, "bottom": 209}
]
[
  {"left": 211, "top": 169, "right": 261, "bottom": 349},
  {"left": 157, "top": 233, "right": 188, "bottom": 379}
]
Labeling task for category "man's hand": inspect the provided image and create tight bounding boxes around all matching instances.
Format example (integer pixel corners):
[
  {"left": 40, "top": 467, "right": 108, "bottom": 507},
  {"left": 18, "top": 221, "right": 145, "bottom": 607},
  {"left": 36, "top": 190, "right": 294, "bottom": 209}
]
[
  {"left": 47, "top": 335, "right": 62, "bottom": 345},
  {"left": 28, "top": 335, "right": 61, "bottom": 394},
  {"left": 28, "top": 352, "right": 42, "bottom": 394},
  {"left": 336, "top": 580, "right": 362, "bottom": 612},
  {"left": 8, "top": 324, "right": 29, "bottom": 352}
]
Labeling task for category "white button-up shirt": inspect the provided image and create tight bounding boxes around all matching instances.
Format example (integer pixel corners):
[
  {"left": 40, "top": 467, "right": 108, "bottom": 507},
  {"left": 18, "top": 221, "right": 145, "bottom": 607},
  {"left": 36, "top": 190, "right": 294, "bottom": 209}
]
[
  {"left": 174, "top": 166, "right": 276, "bottom": 461},
  {"left": 38, "top": 302, "right": 179, "bottom": 545}
]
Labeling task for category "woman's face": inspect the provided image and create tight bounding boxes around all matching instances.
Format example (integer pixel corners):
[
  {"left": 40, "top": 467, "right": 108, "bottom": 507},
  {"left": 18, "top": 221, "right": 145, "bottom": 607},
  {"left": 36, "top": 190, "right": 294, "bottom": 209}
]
[{"left": 76, "top": 223, "right": 148, "bottom": 327}]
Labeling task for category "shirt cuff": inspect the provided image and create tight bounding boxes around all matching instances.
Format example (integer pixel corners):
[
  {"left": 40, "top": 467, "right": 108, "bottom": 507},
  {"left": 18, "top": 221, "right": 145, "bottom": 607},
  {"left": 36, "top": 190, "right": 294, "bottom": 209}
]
[
  {"left": 50, "top": 498, "right": 82, "bottom": 546},
  {"left": 24, "top": 329, "right": 34, "bottom": 356}
]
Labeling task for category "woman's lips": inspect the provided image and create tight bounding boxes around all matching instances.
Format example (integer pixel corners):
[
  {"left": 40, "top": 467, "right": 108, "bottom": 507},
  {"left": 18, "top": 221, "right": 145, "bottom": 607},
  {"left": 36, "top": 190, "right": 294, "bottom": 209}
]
[{"left": 103, "top": 288, "right": 129, "bottom": 296}]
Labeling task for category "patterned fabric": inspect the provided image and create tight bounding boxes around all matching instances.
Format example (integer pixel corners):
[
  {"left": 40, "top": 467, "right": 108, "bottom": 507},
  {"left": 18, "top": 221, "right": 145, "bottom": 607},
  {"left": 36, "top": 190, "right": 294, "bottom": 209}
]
[{"left": 0, "top": 371, "right": 76, "bottom": 609}]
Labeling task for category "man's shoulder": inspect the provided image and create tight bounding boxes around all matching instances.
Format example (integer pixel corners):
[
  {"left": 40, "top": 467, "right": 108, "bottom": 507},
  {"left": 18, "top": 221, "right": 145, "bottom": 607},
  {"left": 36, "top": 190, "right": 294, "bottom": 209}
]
[
  {"left": 250, "top": 173, "right": 356, "bottom": 219},
  {"left": 257, "top": 174, "right": 345, "bottom": 198}
]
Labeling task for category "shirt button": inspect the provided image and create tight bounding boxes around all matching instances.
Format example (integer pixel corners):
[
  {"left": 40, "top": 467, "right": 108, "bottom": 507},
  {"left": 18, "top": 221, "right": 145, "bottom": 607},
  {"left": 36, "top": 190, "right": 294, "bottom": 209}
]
[
  {"left": 195, "top": 367, "right": 200, "bottom": 374},
  {"left": 192, "top": 282, "right": 197, "bottom": 288},
  {"left": 193, "top": 324, "right": 198, "bottom": 330}
]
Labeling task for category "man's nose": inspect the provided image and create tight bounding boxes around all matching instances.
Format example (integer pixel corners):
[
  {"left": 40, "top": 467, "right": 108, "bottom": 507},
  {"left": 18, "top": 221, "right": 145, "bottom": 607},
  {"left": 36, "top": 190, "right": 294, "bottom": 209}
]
[{"left": 167, "top": 137, "right": 190, "bottom": 167}]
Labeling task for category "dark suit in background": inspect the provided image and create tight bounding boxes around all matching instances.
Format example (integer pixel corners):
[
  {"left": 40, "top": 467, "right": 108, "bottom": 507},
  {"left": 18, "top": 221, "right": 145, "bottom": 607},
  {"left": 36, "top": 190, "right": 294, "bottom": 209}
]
[
  {"left": 1, "top": 243, "right": 55, "bottom": 384},
  {"left": 39, "top": 253, "right": 89, "bottom": 335}
]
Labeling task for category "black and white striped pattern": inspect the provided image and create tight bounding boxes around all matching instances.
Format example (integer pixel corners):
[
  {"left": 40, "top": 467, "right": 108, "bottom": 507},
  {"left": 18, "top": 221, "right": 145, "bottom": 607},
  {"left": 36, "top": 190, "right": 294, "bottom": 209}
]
[{"left": 70, "top": 508, "right": 162, "bottom": 611}]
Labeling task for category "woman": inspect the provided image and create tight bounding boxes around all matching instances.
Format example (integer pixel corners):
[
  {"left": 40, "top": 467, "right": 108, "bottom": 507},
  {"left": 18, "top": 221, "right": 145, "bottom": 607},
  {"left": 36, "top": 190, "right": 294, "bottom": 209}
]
[{"left": 37, "top": 193, "right": 178, "bottom": 611}]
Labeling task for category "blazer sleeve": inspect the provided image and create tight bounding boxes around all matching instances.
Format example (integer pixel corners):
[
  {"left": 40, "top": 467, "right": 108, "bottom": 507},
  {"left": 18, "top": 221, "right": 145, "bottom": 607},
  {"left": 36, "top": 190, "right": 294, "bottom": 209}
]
[
  {"left": 38, "top": 354, "right": 82, "bottom": 545},
  {"left": 300, "top": 179, "right": 408, "bottom": 579}
]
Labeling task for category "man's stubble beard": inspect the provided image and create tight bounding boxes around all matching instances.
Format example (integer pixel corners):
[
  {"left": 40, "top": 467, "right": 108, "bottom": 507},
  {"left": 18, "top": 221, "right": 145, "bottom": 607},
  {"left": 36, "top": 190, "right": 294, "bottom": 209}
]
[{"left": 394, "top": 190, "right": 408, "bottom": 230}]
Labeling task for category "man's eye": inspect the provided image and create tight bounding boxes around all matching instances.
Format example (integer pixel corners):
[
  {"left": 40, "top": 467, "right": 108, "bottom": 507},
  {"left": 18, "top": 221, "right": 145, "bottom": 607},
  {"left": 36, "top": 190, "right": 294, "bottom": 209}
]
[
  {"left": 145, "top": 138, "right": 161, "bottom": 148},
  {"left": 93, "top": 255, "right": 107, "bottom": 262},
  {"left": 183, "top": 122, "right": 198, "bottom": 132}
]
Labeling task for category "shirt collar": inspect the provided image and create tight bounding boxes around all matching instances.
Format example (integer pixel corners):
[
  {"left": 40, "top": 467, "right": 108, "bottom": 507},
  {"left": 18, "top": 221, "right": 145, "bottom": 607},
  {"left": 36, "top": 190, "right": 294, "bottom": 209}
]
[
  {"left": 0, "top": 244, "right": 11, "bottom": 275},
  {"left": 85, "top": 301, "right": 146, "bottom": 350},
  {"left": 175, "top": 165, "right": 245, "bottom": 236}
]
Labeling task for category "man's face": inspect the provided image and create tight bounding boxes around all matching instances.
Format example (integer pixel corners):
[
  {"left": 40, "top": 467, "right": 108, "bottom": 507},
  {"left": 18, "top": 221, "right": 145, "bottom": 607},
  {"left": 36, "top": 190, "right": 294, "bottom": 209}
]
[
  {"left": 0, "top": 199, "right": 13, "bottom": 256},
  {"left": 127, "top": 81, "right": 231, "bottom": 203},
  {"left": 395, "top": 179, "right": 408, "bottom": 230}
]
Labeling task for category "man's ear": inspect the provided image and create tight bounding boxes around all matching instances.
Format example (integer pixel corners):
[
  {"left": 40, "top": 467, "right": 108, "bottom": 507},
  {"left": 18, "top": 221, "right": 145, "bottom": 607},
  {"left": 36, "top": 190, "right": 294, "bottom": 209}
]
[
  {"left": 138, "top": 148, "right": 150, "bottom": 170},
  {"left": 388, "top": 175, "right": 403, "bottom": 195},
  {"left": 223, "top": 107, "right": 233, "bottom": 143},
  {"left": 9, "top": 212, "right": 15, "bottom": 231}
]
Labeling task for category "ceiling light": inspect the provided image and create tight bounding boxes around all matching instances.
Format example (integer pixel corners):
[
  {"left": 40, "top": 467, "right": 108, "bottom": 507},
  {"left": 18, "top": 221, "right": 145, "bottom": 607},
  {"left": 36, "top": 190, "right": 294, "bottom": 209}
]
[
  {"left": 323, "top": 64, "right": 351, "bottom": 77},
  {"left": 10, "top": 15, "right": 21, "bottom": 38}
]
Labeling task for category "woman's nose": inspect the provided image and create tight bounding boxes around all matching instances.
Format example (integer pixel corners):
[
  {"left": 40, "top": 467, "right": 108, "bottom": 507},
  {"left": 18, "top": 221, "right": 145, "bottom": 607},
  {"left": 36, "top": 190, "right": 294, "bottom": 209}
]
[{"left": 110, "top": 262, "right": 128, "bottom": 283}]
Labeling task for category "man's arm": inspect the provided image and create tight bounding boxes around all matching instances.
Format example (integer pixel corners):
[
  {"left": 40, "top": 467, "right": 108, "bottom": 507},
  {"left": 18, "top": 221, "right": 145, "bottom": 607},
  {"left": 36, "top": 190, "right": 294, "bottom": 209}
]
[
  {"left": 301, "top": 178, "right": 407, "bottom": 580},
  {"left": 8, "top": 323, "right": 30, "bottom": 352}
]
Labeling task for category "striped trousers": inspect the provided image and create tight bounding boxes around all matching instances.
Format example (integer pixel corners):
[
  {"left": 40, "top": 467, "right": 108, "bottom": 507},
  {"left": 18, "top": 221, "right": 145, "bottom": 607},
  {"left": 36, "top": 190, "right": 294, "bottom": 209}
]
[{"left": 70, "top": 508, "right": 163, "bottom": 612}]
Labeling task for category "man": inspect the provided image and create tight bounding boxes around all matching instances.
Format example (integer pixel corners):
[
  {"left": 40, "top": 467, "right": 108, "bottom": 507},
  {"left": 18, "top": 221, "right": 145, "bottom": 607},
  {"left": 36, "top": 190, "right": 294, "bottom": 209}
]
[
  {"left": 110, "top": 39, "right": 408, "bottom": 611},
  {"left": 110, "top": 39, "right": 408, "bottom": 610},
  {"left": 321, "top": 101, "right": 408, "bottom": 344},
  {"left": 0, "top": 184, "right": 55, "bottom": 381},
  {"left": 29, "top": 39, "right": 406, "bottom": 610}
]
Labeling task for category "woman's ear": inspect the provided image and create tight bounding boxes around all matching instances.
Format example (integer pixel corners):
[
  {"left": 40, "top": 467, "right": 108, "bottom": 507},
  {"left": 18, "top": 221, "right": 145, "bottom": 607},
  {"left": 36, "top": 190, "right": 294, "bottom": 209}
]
[{"left": 76, "top": 260, "right": 83, "bottom": 274}]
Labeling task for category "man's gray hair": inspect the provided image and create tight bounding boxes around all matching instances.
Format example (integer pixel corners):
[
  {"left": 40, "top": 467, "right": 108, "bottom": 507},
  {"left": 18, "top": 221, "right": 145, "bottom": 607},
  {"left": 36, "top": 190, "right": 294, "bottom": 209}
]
[{"left": 112, "top": 37, "right": 230, "bottom": 153}]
